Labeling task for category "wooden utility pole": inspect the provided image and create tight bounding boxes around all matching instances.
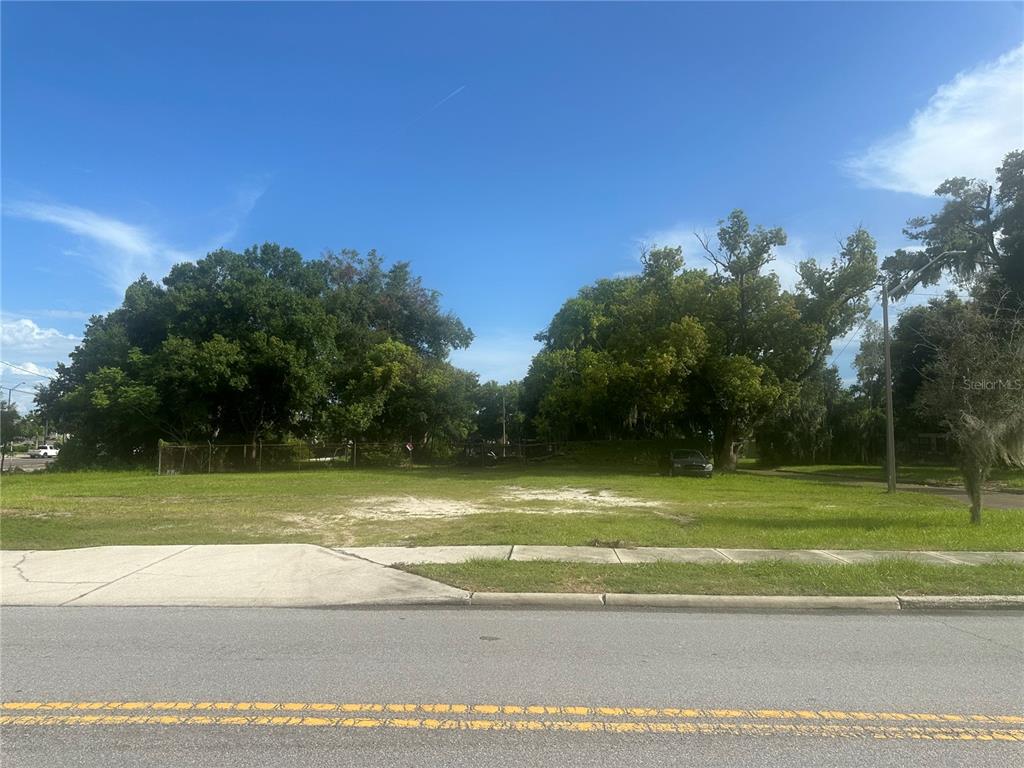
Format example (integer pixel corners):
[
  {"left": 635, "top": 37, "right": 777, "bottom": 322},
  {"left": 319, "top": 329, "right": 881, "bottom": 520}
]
[
  {"left": 882, "top": 282, "right": 896, "bottom": 493},
  {"left": 501, "top": 394, "right": 507, "bottom": 458}
]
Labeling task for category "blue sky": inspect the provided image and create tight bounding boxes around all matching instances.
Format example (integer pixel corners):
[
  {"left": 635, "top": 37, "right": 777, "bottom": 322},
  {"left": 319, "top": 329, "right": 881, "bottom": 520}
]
[{"left": 2, "top": 2, "right": 1023, "bottom": 412}]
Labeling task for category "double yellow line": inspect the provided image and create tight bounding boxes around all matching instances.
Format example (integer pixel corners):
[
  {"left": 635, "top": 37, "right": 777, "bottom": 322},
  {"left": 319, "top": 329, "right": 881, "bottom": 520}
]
[{"left": 2, "top": 701, "right": 1022, "bottom": 742}]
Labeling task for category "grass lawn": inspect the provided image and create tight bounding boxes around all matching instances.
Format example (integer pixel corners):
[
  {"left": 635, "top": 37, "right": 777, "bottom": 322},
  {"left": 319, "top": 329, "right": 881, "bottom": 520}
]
[
  {"left": 774, "top": 463, "right": 1024, "bottom": 490},
  {"left": 1, "top": 466, "right": 1021, "bottom": 551},
  {"left": 401, "top": 560, "right": 1024, "bottom": 596}
]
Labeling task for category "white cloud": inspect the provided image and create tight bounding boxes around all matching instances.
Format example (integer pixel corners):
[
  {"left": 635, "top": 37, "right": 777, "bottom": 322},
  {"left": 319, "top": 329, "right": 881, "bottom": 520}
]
[
  {"left": 1, "top": 361, "right": 56, "bottom": 380},
  {"left": 1, "top": 317, "right": 79, "bottom": 360},
  {"left": 4, "top": 182, "right": 266, "bottom": 296},
  {"left": 0, "top": 318, "right": 79, "bottom": 413},
  {"left": 450, "top": 330, "right": 542, "bottom": 383},
  {"left": 845, "top": 44, "right": 1024, "bottom": 195}
]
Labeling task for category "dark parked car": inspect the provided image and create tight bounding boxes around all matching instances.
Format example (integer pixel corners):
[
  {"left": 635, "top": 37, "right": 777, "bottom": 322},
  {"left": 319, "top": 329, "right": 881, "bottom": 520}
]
[{"left": 669, "top": 449, "right": 713, "bottom": 477}]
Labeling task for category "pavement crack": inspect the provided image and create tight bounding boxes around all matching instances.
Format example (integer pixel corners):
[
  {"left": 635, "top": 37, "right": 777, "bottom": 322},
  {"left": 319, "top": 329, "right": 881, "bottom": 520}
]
[
  {"left": 920, "top": 615, "right": 1024, "bottom": 657},
  {"left": 58, "top": 545, "right": 196, "bottom": 606},
  {"left": 11, "top": 552, "right": 33, "bottom": 583}
]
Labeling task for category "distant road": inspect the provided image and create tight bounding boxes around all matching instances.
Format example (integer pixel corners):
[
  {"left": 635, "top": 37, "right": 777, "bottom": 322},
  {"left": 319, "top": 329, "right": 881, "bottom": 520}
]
[
  {"left": 0, "top": 455, "right": 54, "bottom": 473},
  {"left": 2, "top": 607, "right": 1021, "bottom": 766},
  {"left": 743, "top": 469, "right": 1024, "bottom": 510}
]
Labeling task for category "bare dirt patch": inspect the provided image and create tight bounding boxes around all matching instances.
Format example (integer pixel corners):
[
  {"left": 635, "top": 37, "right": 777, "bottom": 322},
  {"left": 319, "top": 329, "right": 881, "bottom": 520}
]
[
  {"left": 345, "top": 496, "right": 492, "bottom": 520},
  {"left": 342, "top": 486, "right": 670, "bottom": 521},
  {"left": 501, "top": 486, "right": 666, "bottom": 509}
]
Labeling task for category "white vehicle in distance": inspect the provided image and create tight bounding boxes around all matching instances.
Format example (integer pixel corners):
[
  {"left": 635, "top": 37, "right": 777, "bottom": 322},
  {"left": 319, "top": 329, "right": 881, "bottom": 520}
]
[{"left": 28, "top": 444, "right": 60, "bottom": 459}]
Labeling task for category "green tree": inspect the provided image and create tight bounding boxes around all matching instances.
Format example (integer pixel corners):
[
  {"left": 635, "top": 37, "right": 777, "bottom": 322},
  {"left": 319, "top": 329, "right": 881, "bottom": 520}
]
[
  {"left": 881, "top": 150, "right": 1024, "bottom": 522},
  {"left": 524, "top": 212, "right": 877, "bottom": 468},
  {"left": 887, "top": 149, "right": 1023, "bottom": 300},
  {"left": 473, "top": 380, "right": 525, "bottom": 444},
  {"left": 696, "top": 213, "right": 876, "bottom": 469},
  {"left": 915, "top": 302, "right": 1024, "bottom": 524},
  {"left": 38, "top": 244, "right": 476, "bottom": 466},
  {"left": 525, "top": 257, "right": 709, "bottom": 441}
]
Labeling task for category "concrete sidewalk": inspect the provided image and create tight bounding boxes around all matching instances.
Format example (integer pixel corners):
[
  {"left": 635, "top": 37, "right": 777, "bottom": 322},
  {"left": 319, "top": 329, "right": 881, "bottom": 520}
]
[
  {"left": 2, "top": 544, "right": 1021, "bottom": 611},
  {"left": 339, "top": 545, "right": 1024, "bottom": 566},
  {"left": 0, "top": 545, "right": 467, "bottom": 607}
]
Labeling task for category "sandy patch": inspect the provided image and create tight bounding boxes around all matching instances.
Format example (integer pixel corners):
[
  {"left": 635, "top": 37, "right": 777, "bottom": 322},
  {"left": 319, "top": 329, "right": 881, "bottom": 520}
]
[
  {"left": 340, "top": 486, "right": 668, "bottom": 521},
  {"left": 501, "top": 486, "right": 666, "bottom": 509},
  {"left": 344, "top": 497, "right": 491, "bottom": 520}
]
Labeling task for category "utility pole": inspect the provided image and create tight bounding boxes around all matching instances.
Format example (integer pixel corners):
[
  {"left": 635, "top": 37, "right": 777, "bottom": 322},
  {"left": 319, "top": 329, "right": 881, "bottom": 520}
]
[
  {"left": 1, "top": 382, "right": 27, "bottom": 474},
  {"left": 881, "top": 281, "right": 896, "bottom": 493},
  {"left": 501, "top": 394, "right": 507, "bottom": 458},
  {"left": 881, "top": 249, "right": 966, "bottom": 493}
]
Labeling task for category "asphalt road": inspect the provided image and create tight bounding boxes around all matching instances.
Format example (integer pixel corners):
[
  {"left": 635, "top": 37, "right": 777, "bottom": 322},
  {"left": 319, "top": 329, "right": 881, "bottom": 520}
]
[
  {"left": 743, "top": 468, "right": 1024, "bottom": 509},
  {"left": 1, "top": 607, "right": 1022, "bottom": 766},
  {"left": 0, "top": 455, "right": 54, "bottom": 473}
]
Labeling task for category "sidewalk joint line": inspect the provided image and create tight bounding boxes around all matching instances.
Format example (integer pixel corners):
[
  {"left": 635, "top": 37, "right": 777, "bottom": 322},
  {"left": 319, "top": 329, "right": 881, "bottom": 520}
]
[
  {"left": 927, "top": 552, "right": 968, "bottom": 565},
  {"left": 815, "top": 550, "right": 849, "bottom": 563}
]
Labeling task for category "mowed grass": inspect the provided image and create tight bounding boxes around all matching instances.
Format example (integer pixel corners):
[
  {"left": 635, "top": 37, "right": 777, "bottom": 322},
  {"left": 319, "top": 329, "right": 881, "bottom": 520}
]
[
  {"left": 402, "top": 560, "right": 1024, "bottom": 596},
  {"left": 776, "top": 463, "right": 1024, "bottom": 490},
  {"left": 1, "top": 466, "right": 1021, "bottom": 551}
]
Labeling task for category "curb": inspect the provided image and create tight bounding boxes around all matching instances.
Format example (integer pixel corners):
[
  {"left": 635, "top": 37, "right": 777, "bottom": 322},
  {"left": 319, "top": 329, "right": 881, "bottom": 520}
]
[
  {"left": 468, "top": 592, "right": 605, "bottom": 608},
  {"left": 5, "top": 593, "right": 1021, "bottom": 612},
  {"left": 896, "top": 595, "right": 1024, "bottom": 611},
  {"left": 602, "top": 594, "right": 899, "bottom": 612},
  {"left": 460, "top": 593, "right": 1023, "bottom": 612}
]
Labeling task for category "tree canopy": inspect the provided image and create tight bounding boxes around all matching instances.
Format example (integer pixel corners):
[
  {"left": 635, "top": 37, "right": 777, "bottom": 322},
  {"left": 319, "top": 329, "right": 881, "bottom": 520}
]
[
  {"left": 522, "top": 210, "right": 878, "bottom": 469},
  {"left": 37, "top": 245, "right": 476, "bottom": 466}
]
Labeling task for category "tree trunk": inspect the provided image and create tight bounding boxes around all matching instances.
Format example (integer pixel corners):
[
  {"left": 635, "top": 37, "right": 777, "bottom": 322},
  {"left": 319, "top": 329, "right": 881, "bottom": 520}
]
[
  {"left": 963, "top": 460, "right": 984, "bottom": 525},
  {"left": 714, "top": 418, "right": 739, "bottom": 472}
]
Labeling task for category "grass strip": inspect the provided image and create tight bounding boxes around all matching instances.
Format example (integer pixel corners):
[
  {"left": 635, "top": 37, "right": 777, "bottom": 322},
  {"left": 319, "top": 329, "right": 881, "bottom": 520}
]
[{"left": 400, "top": 560, "right": 1024, "bottom": 596}]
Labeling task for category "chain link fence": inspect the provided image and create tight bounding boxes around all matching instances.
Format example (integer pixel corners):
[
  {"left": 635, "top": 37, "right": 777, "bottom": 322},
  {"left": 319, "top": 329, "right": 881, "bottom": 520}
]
[{"left": 155, "top": 438, "right": 714, "bottom": 475}]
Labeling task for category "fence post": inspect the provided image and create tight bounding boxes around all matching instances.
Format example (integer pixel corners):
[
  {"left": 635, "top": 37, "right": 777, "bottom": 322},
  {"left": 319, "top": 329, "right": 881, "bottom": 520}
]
[
  {"left": 352, "top": 441, "right": 357, "bottom": 469},
  {"left": 157, "top": 439, "right": 163, "bottom": 475},
  {"left": 258, "top": 440, "right": 262, "bottom": 473},
  {"left": 208, "top": 442, "right": 213, "bottom": 473}
]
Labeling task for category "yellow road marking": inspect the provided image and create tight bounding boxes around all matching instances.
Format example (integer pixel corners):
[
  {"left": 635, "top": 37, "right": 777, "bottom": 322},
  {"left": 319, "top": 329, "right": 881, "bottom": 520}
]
[
  {"left": 0, "top": 713, "right": 1022, "bottom": 741},
  {"left": 2, "top": 701, "right": 1021, "bottom": 725}
]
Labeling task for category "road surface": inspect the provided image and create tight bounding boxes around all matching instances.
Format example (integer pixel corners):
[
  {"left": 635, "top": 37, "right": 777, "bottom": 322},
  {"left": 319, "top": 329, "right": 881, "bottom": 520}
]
[
  {"left": 743, "top": 468, "right": 1024, "bottom": 510},
  {"left": 0, "top": 454, "right": 55, "bottom": 473},
  {"left": 1, "top": 607, "right": 1021, "bottom": 766}
]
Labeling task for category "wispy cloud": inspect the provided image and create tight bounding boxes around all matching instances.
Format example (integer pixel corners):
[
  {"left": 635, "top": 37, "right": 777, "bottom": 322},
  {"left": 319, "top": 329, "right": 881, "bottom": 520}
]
[
  {"left": 15, "top": 309, "right": 95, "bottom": 321},
  {"left": 4, "top": 182, "right": 267, "bottom": 296},
  {"left": 635, "top": 223, "right": 709, "bottom": 268},
  {"left": 845, "top": 44, "right": 1024, "bottom": 196}
]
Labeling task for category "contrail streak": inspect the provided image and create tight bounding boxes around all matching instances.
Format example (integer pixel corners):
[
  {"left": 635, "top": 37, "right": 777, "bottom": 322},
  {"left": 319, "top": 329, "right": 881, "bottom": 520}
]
[{"left": 409, "top": 85, "right": 466, "bottom": 125}]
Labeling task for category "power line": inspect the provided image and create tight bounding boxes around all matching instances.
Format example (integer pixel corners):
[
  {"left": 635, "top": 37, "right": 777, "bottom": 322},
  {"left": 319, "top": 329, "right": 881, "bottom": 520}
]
[
  {"left": 0, "top": 361, "right": 56, "bottom": 379},
  {"left": 832, "top": 295, "right": 880, "bottom": 362}
]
